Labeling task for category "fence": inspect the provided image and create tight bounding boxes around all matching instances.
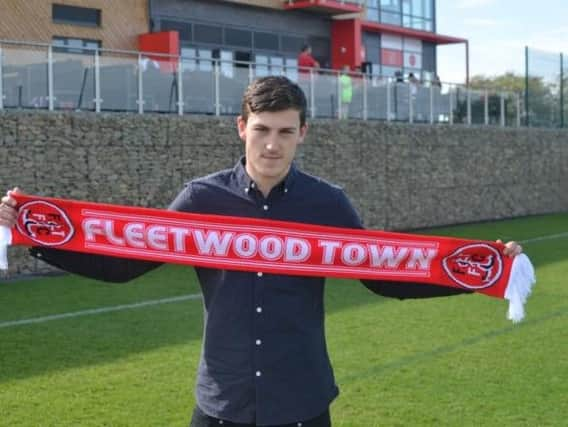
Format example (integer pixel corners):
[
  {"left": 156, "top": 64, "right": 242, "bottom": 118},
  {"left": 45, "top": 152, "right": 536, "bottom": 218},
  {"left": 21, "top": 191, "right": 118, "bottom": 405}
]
[
  {"left": 0, "top": 39, "right": 521, "bottom": 127},
  {"left": 525, "top": 47, "right": 567, "bottom": 128}
]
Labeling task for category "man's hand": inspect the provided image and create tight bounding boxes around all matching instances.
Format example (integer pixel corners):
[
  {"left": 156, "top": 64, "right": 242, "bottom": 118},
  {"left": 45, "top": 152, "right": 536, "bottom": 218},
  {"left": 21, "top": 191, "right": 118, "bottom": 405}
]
[
  {"left": 497, "top": 239, "right": 523, "bottom": 258},
  {"left": 0, "top": 187, "right": 20, "bottom": 228}
]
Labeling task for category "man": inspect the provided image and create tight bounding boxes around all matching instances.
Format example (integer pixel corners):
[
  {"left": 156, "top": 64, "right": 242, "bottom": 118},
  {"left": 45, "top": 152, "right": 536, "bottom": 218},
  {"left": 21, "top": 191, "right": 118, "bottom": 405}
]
[
  {"left": 298, "top": 44, "right": 320, "bottom": 72},
  {"left": 0, "top": 76, "right": 522, "bottom": 426}
]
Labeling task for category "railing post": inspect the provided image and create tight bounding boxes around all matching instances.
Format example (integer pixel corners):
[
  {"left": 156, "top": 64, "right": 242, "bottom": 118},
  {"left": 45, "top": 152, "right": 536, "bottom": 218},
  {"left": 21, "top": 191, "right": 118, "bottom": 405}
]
[
  {"left": 449, "top": 86, "right": 454, "bottom": 125},
  {"left": 0, "top": 46, "right": 3, "bottom": 110},
  {"left": 429, "top": 83, "right": 434, "bottom": 124},
  {"left": 248, "top": 62, "right": 253, "bottom": 84},
  {"left": 516, "top": 93, "right": 521, "bottom": 128},
  {"left": 94, "top": 48, "right": 101, "bottom": 113},
  {"left": 408, "top": 84, "right": 413, "bottom": 124},
  {"left": 310, "top": 70, "right": 315, "bottom": 119},
  {"left": 386, "top": 79, "right": 391, "bottom": 122},
  {"left": 47, "top": 45, "right": 54, "bottom": 111},
  {"left": 177, "top": 56, "right": 183, "bottom": 116},
  {"left": 137, "top": 53, "right": 144, "bottom": 114},
  {"left": 484, "top": 89, "right": 489, "bottom": 125},
  {"left": 363, "top": 74, "right": 368, "bottom": 120},
  {"left": 336, "top": 71, "right": 341, "bottom": 119},
  {"left": 214, "top": 60, "right": 220, "bottom": 116},
  {"left": 466, "top": 87, "right": 471, "bottom": 125},
  {"left": 500, "top": 92, "right": 505, "bottom": 127}
]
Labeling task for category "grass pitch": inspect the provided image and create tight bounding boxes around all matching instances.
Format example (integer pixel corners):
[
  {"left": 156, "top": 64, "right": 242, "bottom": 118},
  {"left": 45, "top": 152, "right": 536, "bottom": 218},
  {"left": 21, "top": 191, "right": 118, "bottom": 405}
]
[{"left": 1, "top": 214, "right": 567, "bottom": 426}]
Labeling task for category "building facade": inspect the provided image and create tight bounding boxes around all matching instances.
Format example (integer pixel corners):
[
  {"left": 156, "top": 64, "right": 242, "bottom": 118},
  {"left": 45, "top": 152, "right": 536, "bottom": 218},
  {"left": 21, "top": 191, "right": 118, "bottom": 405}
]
[{"left": 0, "top": 0, "right": 465, "bottom": 81}]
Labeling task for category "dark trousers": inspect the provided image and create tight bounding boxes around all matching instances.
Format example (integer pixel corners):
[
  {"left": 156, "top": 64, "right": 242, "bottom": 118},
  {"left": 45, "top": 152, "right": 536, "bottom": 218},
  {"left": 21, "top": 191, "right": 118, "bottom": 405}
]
[{"left": 189, "top": 405, "right": 331, "bottom": 427}]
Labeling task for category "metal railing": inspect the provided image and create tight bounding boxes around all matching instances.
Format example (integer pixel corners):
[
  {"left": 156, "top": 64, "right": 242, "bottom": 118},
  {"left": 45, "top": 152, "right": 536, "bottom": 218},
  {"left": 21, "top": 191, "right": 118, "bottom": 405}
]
[{"left": 0, "top": 39, "right": 521, "bottom": 127}]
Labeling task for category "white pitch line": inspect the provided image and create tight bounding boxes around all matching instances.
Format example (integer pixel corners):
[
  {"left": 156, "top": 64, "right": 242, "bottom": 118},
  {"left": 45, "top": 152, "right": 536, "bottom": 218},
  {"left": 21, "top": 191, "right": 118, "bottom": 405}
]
[
  {"left": 0, "top": 293, "right": 202, "bottom": 329},
  {"left": 1, "top": 230, "right": 567, "bottom": 330},
  {"left": 520, "top": 232, "right": 568, "bottom": 244}
]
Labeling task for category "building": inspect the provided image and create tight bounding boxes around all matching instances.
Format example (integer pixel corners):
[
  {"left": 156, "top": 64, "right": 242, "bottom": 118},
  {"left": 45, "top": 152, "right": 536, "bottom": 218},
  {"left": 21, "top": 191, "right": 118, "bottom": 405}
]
[{"left": 0, "top": 0, "right": 466, "bottom": 80}]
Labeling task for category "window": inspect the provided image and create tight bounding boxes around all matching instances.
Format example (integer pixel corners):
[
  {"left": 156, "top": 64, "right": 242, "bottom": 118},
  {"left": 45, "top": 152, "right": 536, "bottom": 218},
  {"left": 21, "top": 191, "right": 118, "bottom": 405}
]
[
  {"left": 225, "top": 28, "right": 252, "bottom": 48},
  {"left": 282, "top": 36, "right": 304, "bottom": 53},
  {"left": 161, "top": 20, "right": 192, "bottom": 41},
  {"left": 52, "top": 4, "right": 101, "bottom": 27},
  {"left": 52, "top": 37, "right": 100, "bottom": 54},
  {"left": 194, "top": 24, "right": 223, "bottom": 45},
  {"left": 254, "top": 32, "right": 279, "bottom": 51}
]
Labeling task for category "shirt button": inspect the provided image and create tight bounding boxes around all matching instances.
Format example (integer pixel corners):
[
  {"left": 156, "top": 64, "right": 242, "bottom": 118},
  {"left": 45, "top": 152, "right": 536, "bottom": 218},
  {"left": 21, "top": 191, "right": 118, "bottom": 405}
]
[
  {"left": 297, "top": 423, "right": 303, "bottom": 427},
  {"left": 256, "top": 370, "right": 262, "bottom": 377},
  {"left": 256, "top": 306, "right": 262, "bottom": 313},
  {"left": 284, "top": 188, "right": 289, "bottom": 193},
  {"left": 257, "top": 272, "right": 263, "bottom": 277},
  {"left": 251, "top": 182, "right": 256, "bottom": 188},
  {"left": 263, "top": 204, "right": 269, "bottom": 211},
  {"left": 256, "top": 339, "right": 262, "bottom": 345},
  {"left": 218, "top": 421, "right": 224, "bottom": 425},
  {"left": 244, "top": 188, "right": 249, "bottom": 193}
]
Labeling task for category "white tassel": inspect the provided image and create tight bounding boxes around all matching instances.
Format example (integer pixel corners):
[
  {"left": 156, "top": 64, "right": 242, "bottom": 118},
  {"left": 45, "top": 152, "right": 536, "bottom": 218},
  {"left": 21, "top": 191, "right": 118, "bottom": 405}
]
[
  {"left": 504, "top": 253, "right": 536, "bottom": 323},
  {"left": 0, "top": 225, "right": 12, "bottom": 270}
]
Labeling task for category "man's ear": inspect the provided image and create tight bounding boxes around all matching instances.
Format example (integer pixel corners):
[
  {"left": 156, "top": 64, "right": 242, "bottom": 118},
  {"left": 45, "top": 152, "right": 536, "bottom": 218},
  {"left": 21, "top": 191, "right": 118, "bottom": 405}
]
[
  {"left": 237, "top": 116, "right": 247, "bottom": 141},
  {"left": 298, "top": 123, "right": 309, "bottom": 144}
]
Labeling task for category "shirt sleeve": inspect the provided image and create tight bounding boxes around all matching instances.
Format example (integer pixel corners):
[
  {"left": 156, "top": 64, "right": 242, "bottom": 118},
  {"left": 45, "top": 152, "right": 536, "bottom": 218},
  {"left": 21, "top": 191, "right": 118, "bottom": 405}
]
[
  {"left": 28, "top": 184, "right": 196, "bottom": 283},
  {"left": 333, "top": 188, "right": 473, "bottom": 299}
]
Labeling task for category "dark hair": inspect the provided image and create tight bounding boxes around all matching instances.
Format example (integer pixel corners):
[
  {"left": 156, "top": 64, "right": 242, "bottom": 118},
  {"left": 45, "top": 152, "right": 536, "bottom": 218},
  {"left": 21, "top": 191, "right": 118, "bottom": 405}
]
[
  {"left": 301, "top": 44, "right": 311, "bottom": 52},
  {"left": 241, "top": 76, "right": 307, "bottom": 127}
]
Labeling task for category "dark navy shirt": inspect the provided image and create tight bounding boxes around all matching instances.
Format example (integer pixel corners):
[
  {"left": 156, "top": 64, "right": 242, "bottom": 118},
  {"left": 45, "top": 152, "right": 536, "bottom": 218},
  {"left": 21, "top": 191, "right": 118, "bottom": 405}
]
[{"left": 31, "top": 157, "right": 469, "bottom": 426}]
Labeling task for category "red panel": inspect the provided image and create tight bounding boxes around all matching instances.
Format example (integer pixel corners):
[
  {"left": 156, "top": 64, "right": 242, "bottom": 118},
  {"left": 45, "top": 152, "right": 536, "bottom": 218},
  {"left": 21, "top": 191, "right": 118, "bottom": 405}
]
[
  {"left": 284, "top": 0, "right": 363, "bottom": 14},
  {"left": 361, "top": 21, "right": 467, "bottom": 45},
  {"left": 381, "top": 48, "right": 403, "bottom": 67},
  {"left": 138, "top": 31, "right": 179, "bottom": 73},
  {"left": 331, "top": 19, "right": 362, "bottom": 70}
]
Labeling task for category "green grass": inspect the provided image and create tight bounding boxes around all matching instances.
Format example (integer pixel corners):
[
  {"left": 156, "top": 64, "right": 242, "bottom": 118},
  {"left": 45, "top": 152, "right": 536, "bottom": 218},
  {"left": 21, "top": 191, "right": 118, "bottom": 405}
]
[{"left": 1, "top": 214, "right": 567, "bottom": 426}]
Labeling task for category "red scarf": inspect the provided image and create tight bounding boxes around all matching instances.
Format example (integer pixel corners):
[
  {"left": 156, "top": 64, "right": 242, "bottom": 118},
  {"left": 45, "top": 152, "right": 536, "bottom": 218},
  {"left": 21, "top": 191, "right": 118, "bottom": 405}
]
[{"left": 0, "top": 194, "right": 535, "bottom": 322}]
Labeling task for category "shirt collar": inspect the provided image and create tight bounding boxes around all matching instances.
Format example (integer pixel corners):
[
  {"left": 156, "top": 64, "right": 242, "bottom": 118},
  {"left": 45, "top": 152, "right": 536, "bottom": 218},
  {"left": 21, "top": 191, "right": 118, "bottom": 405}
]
[{"left": 233, "top": 156, "right": 297, "bottom": 195}]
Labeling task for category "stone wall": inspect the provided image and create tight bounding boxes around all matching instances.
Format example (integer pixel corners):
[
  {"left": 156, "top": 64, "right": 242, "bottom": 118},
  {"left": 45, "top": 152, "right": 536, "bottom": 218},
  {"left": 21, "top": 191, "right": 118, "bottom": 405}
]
[{"left": 1, "top": 111, "right": 567, "bottom": 276}]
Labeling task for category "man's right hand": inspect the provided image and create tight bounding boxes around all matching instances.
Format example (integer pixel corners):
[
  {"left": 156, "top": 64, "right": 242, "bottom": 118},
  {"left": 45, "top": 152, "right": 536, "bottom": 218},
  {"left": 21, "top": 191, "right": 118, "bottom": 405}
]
[{"left": 0, "top": 187, "right": 20, "bottom": 228}]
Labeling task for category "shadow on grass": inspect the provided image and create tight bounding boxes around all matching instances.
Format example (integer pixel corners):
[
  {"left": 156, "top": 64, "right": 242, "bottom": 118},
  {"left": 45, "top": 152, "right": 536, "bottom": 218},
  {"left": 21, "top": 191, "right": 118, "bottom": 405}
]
[
  {"left": 0, "top": 273, "right": 387, "bottom": 383},
  {"left": 338, "top": 304, "right": 568, "bottom": 385}
]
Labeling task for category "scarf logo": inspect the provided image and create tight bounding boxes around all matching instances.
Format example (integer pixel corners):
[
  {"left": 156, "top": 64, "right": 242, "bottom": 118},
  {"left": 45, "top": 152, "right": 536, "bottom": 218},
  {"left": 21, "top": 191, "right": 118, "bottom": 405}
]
[
  {"left": 442, "top": 243, "right": 503, "bottom": 289},
  {"left": 16, "top": 201, "right": 75, "bottom": 246}
]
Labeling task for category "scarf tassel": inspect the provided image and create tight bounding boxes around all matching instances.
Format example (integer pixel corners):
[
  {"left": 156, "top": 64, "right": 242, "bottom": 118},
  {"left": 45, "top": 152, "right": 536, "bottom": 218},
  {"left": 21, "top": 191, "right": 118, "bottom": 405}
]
[{"left": 504, "top": 253, "right": 536, "bottom": 323}]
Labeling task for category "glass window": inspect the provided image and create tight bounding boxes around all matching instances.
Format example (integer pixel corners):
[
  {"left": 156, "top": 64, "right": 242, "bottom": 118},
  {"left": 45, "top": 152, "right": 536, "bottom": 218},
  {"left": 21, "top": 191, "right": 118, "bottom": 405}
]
[
  {"left": 52, "top": 36, "right": 100, "bottom": 54},
  {"left": 282, "top": 36, "right": 304, "bottom": 53},
  {"left": 161, "top": 20, "right": 191, "bottom": 41},
  {"left": 256, "top": 55, "right": 269, "bottom": 77},
  {"left": 381, "top": 11, "right": 402, "bottom": 25},
  {"left": 220, "top": 50, "right": 234, "bottom": 78},
  {"left": 52, "top": 4, "right": 101, "bottom": 27},
  {"left": 198, "top": 49, "right": 213, "bottom": 72},
  {"left": 194, "top": 24, "right": 223, "bottom": 45},
  {"left": 181, "top": 47, "right": 197, "bottom": 71},
  {"left": 366, "top": 7, "right": 379, "bottom": 22},
  {"left": 412, "top": 0, "right": 424, "bottom": 17},
  {"left": 225, "top": 28, "right": 252, "bottom": 48},
  {"left": 380, "top": 0, "right": 400, "bottom": 12},
  {"left": 254, "top": 32, "right": 279, "bottom": 51}
]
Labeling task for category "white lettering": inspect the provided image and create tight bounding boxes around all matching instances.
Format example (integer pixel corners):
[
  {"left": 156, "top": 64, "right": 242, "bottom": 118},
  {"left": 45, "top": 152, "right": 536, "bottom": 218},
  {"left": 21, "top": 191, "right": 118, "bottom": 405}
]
[
  {"left": 83, "top": 218, "right": 104, "bottom": 242},
  {"left": 341, "top": 243, "right": 367, "bottom": 266},
  {"left": 259, "top": 236, "right": 283, "bottom": 261},
  {"left": 124, "top": 223, "right": 145, "bottom": 248},
  {"left": 285, "top": 237, "right": 310, "bottom": 262},
  {"left": 169, "top": 227, "right": 190, "bottom": 252},
  {"left": 193, "top": 229, "right": 233, "bottom": 255},
  {"left": 234, "top": 234, "right": 257, "bottom": 258},
  {"left": 368, "top": 245, "right": 409, "bottom": 268},
  {"left": 104, "top": 220, "right": 125, "bottom": 246},
  {"left": 319, "top": 240, "right": 341, "bottom": 264},
  {"left": 147, "top": 225, "right": 168, "bottom": 250},
  {"left": 406, "top": 248, "right": 437, "bottom": 270}
]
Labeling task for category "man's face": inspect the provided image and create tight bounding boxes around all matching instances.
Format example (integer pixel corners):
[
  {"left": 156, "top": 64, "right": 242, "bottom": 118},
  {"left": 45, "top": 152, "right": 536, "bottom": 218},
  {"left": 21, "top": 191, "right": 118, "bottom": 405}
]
[{"left": 237, "top": 109, "right": 307, "bottom": 192}]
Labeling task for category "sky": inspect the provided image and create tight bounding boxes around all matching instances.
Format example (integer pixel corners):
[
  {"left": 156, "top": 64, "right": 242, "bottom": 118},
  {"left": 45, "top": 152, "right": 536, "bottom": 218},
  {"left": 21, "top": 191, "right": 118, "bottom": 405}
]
[{"left": 436, "top": 0, "right": 568, "bottom": 84}]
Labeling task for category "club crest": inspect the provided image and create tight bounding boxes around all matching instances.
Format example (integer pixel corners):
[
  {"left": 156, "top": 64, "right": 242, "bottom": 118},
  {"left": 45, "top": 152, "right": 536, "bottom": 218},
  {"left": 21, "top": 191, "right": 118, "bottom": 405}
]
[
  {"left": 442, "top": 243, "right": 503, "bottom": 289},
  {"left": 16, "top": 200, "right": 74, "bottom": 246}
]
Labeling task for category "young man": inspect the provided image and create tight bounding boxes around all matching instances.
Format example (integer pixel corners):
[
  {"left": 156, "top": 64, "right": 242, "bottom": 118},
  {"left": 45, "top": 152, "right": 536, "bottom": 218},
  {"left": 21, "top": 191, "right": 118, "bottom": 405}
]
[
  {"left": 0, "top": 76, "right": 522, "bottom": 427},
  {"left": 298, "top": 44, "right": 320, "bottom": 72}
]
